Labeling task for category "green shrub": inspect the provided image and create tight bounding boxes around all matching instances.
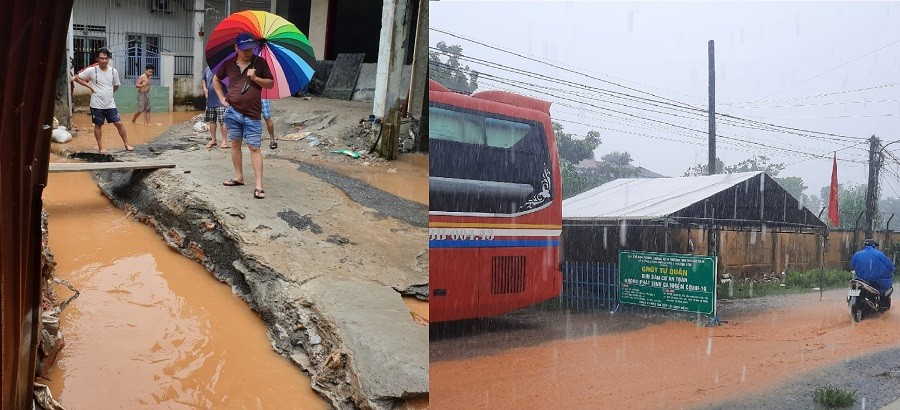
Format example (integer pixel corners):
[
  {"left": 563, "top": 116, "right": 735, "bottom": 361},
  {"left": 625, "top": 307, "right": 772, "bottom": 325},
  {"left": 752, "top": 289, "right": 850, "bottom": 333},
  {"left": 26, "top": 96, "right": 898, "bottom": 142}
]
[
  {"left": 812, "top": 386, "right": 856, "bottom": 408},
  {"left": 717, "top": 269, "right": 855, "bottom": 299},
  {"left": 783, "top": 269, "right": 853, "bottom": 289}
]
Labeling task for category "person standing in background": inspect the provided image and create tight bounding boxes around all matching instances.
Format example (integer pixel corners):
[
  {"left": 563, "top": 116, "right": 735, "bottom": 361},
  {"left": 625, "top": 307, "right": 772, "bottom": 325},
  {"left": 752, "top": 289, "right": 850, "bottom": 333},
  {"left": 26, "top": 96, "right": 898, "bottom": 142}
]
[
  {"left": 261, "top": 99, "right": 277, "bottom": 149},
  {"left": 203, "top": 65, "right": 229, "bottom": 148},
  {"left": 71, "top": 48, "right": 133, "bottom": 153},
  {"left": 131, "top": 64, "right": 154, "bottom": 125}
]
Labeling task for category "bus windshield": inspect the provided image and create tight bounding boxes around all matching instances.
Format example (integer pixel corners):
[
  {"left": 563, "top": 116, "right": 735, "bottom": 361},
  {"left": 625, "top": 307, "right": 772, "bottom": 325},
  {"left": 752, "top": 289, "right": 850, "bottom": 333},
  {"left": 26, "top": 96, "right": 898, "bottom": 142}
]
[{"left": 430, "top": 105, "right": 552, "bottom": 215}]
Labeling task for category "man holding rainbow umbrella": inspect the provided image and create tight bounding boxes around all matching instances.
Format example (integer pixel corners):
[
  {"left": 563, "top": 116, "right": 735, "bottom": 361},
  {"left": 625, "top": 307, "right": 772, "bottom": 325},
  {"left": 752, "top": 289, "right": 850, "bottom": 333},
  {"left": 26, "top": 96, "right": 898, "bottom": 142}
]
[{"left": 206, "top": 10, "right": 317, "bottom": 200}]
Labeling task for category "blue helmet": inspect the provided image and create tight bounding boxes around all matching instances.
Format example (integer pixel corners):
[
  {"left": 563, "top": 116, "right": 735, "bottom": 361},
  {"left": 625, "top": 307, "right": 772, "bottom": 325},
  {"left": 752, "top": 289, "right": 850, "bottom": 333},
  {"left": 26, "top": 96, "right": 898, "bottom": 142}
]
[{"left": 863, "top": 238, "right": 879, "bottom": 248}]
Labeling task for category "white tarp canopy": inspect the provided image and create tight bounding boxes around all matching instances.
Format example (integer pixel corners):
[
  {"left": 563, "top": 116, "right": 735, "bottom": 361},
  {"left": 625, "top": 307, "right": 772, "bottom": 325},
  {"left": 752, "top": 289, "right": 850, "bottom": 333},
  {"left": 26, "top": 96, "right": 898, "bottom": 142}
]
[{"left": 563, "top": 171, "right": 764, "bottom": 221}]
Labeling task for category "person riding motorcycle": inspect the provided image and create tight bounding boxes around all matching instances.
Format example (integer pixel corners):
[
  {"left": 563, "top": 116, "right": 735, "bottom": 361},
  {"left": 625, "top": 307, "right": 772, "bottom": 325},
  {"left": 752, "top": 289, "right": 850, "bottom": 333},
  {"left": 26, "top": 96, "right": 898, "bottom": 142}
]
[{"left": 850, "top": 239, "right": 895, "bottom": 300}]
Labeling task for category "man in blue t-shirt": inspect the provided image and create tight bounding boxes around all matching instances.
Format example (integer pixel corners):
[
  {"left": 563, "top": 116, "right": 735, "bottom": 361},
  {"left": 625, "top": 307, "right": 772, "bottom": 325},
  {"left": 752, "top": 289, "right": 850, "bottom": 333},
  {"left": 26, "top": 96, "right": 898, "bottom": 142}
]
[
  {"left": 850, "top": 239, "right": 895, "bottom": 297},
  {"left": 202, "top": 66, "right": 229, "bottom": 149}
]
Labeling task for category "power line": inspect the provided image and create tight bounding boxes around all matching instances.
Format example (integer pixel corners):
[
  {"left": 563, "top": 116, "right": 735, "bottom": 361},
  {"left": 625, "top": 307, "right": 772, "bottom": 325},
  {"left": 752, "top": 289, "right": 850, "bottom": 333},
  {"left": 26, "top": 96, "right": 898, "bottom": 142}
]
[
  {"left": 430, "top": 27, "right": 703, "bottom": 109},
  {"left": 722, "top": 97, "right": 900, "bottom": 110},
  {"left": 738, "top": 113, "right": 900, "bottom": 120},
  {"left": 434, "top": 47, "right": 707, "bottom": 115},
  {"left": 461, "top": 63, "right": 869, "bottom": 162},
  {"left": 551, "top": 102, "right": 869, "bottom": 162},
  {"left": 762, "top": 38, "right": 900, "bottom": 98},
  {"left": 431, "top": 58, "right": 864, "bottom": 146},
  {"left": 431, "top": 50, "right": 869, "bottom": 142},
  {"left": 721, "top": 82, "right": 900, "bottom": 106}
]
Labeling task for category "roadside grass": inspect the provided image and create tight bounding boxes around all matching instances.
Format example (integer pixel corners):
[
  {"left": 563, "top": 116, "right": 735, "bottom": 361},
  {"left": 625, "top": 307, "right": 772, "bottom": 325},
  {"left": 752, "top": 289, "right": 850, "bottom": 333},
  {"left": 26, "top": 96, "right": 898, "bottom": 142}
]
[
  {"left": 717, "top": 269, "right": 854, "bottom": 299},
  {"left": 812, "top": 386, "right": 856, "bottom": 408}
]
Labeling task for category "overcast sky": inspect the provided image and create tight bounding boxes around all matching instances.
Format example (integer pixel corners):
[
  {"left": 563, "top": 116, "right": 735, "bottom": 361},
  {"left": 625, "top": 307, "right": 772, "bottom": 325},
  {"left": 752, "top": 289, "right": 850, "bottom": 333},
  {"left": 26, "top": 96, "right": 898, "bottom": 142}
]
[{"left": 430, "top": 1, "right": 900, "bottom": 201}]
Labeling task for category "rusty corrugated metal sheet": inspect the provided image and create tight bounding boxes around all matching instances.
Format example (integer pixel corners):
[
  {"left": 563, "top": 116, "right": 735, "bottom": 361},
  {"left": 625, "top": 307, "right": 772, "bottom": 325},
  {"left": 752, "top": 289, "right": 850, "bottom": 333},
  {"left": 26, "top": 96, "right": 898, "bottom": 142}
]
[{"left": 1, "top": 0, "right": 74, "bottom": 407}]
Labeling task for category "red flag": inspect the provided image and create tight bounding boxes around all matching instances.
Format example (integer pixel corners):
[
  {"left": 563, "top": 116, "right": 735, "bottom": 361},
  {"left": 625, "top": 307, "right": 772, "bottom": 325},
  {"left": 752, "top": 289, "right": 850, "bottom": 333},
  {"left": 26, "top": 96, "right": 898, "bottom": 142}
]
[{"left": 828, "top": 153, "right": 839, "bottom": 226}]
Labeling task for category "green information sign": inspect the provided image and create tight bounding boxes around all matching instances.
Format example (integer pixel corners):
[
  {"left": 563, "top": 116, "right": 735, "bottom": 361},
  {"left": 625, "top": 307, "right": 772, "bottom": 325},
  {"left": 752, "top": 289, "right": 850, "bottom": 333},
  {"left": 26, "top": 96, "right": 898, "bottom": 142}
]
[{"left": 618, "top": 251, "right": 717, "bottom": 315}]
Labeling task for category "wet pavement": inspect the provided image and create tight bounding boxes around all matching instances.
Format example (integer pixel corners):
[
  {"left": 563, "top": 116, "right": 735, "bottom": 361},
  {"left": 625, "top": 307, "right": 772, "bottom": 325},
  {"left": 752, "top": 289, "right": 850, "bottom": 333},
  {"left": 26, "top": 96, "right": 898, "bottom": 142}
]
[
  {"left": 430, "top": 289, "right": 900, "bottom": 409},
  {"left": 53, "top": 97, "right": 429, "bottom": 408}
]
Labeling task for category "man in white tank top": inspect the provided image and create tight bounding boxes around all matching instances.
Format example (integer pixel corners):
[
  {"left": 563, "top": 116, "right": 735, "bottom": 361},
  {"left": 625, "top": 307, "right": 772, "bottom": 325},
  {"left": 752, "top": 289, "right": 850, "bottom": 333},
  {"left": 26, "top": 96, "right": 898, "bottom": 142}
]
[{"left": 71, "top": 48, "right": 133, "bottom": 154}]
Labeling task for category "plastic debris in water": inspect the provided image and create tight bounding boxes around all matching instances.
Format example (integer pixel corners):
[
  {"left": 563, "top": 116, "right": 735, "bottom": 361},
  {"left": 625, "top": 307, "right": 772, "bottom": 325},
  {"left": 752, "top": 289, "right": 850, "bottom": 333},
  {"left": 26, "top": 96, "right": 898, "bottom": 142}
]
[{"left": 330, "top": 149, "right": 360, "bottom": 158}]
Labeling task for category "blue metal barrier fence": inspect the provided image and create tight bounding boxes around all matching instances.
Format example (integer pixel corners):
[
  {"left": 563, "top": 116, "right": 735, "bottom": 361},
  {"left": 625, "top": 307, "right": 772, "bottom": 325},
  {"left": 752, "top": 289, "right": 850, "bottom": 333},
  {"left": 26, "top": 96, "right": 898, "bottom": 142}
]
[{"left": 560, "top": 261, "right": 619, "bottom": 311}]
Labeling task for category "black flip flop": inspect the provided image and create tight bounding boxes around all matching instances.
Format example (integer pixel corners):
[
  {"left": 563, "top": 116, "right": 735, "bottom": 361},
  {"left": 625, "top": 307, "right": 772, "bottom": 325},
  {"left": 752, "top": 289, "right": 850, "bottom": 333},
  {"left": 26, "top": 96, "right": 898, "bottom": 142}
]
[
  {"left": 270, "top": 141, "right": 278, "bottom": 149},
  {"left": 223, "top": 179, "right": 244, "bottom": 186},
  {"left": 254, "top": 189, "right": 266, "bottom": 199}
]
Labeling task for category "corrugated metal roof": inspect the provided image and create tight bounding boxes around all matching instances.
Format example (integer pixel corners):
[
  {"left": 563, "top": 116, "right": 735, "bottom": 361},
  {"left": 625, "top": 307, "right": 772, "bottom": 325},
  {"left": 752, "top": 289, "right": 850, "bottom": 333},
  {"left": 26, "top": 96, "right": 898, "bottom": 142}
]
[{"left": 563, "top": 171, "right": 763, "bottom": 220}]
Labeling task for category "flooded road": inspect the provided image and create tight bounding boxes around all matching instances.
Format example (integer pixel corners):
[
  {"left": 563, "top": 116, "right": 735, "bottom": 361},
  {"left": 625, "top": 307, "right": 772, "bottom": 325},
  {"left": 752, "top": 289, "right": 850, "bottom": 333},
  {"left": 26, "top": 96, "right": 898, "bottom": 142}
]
[
  {"left": 42, "top": 166, "right": 325, "bottom": 408},
  {"left": 64, "top": 111, "right": 200, "bottom": 153},
  {"left": 309, "top": 153, "right": 428, "bottom": 206},
  {"left": 430, "top": 292, "right": 900, "bottom": 409},
  {"left": 63, "top": 112, "right": 428, "bottom": 207}
]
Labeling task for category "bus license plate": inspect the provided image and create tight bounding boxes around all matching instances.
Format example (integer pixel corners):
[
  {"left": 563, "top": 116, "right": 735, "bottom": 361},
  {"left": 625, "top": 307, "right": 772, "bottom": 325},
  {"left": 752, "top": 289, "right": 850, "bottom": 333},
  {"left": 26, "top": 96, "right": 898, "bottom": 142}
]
[{"left": 848, "top": 289, "right": 861, "bottom": 297}]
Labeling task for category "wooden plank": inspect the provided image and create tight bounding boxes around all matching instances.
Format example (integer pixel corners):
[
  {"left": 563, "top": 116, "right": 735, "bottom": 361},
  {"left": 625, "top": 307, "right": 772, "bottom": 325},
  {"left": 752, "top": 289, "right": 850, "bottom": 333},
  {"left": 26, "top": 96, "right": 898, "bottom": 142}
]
[{"left": 48, "top": 161, "right": 176, "bottom": 173}]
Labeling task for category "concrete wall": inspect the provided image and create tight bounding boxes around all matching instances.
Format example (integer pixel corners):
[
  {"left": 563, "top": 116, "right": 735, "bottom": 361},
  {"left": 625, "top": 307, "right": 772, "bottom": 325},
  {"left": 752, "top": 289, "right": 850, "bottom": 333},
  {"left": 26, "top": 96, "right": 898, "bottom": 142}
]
[
  {"left": 172, "top": 77, "right": 197, "bottom": 110},
  {"left": 112, "top": 86, "right": 169, "bottom": 113},
  {"left": 352, "top": 63, "right": 411, "bottom": 103}
]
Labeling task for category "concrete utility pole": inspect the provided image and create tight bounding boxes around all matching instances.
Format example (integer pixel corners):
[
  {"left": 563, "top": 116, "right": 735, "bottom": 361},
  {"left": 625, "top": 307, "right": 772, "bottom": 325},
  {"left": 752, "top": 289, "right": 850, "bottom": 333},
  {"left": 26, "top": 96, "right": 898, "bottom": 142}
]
[
  {"left": 707, "top": 40, "right": 716, "bottom": 176},
  {"left": 373, "top": 0, "right": 411, "bottom": 118},
  {"left": 865, "top": 135, "right": 881, "bottom": 239},
  {"left": 707, "top": 40, "right": 717, "bottom": 258},
  {"left": 406, "top": 0, "right": 428, "bottom": 147},
  {"left": 192, "top": 0, "right": 205, "bottom": 99}
]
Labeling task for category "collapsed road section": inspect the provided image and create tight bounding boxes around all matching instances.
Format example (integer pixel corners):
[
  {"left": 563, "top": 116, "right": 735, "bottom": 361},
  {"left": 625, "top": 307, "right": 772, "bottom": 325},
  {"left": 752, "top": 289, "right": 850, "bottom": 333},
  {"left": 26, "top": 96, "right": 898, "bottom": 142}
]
[{"left": 91, "top": 139, "right": 428, "bottom": 409}]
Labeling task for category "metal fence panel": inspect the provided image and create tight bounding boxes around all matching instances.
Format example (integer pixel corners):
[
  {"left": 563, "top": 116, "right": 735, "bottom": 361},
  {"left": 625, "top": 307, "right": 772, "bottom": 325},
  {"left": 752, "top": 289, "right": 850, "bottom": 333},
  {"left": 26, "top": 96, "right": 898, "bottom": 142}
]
[{"left": 72, "top": 0, "right": 199, "bottom": 83}]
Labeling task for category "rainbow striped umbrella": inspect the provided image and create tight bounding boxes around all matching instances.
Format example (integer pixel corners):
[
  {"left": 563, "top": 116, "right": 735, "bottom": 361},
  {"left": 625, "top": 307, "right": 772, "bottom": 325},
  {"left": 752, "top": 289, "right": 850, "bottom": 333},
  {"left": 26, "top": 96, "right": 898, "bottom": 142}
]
[{"left": 205, "top": 10, "right": 316, "bottom": 99}]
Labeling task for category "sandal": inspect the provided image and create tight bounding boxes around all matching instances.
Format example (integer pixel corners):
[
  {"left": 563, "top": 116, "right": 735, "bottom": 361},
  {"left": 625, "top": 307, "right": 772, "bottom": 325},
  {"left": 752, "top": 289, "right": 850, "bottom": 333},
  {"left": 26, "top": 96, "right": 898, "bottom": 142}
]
[
  {"left": 254, "top": 189, "right": 266, "bottom": 199},
  {"left": 205, "top": 141, "right": 216, "bottom": 149},
  {"left": 223, "top": 179, "right": 244, "bottom": 186},
  {"left": 270, "top": 141, "right": 278, "bottom": 149}
]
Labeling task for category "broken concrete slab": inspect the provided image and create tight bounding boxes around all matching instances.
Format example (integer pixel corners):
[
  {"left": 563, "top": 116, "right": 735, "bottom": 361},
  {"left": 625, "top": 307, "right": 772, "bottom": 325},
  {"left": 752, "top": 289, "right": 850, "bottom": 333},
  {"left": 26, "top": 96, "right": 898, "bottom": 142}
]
[
  {"left": 304, "top": 277, "right": 428, "bottom": 407},
  {"left": 92, "top": 141, "right": 428, "bottom": 408}
]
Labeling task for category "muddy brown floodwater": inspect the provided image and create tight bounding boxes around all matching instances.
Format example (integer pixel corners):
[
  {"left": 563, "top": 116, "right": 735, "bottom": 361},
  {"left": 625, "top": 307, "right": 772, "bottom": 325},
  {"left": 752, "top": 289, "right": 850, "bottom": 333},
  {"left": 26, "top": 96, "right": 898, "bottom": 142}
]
[
  {"left": 431, "top": 293, "right": 900, "bottom": 409},
  {"left": 43, "top": 168, "right": 326, "bottom": 408},
  {"left": 311, "top": 153, "right": 429, "bottom": 206},
  {"left": 65, "top": 111, "right": 201, "bottom": 153}
]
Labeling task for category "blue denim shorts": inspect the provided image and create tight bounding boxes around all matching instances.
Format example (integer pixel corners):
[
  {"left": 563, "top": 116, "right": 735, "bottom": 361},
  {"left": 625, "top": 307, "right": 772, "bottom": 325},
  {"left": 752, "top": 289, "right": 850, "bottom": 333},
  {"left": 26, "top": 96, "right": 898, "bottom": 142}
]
[
  {"left": 90, "top": 108, "right": 122, "bottom": 125},
  {"left": 261, "top": 99, "right": 271, "bottom": 120},
  {"left": 224, "top": 107, "right": 262, "bottom": 148}
]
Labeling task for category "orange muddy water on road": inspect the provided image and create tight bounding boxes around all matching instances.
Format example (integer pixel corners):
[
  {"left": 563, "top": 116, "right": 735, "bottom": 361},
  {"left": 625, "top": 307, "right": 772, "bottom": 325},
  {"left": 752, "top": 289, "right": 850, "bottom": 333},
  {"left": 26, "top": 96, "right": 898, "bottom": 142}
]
[
  {"left": 43, "top": 170, "right": 325, "bottom": 409},
  {"left": 311, "top": 153, "right": 428, "bottom": 205},
  {"left": 63, "top": 112, "right": 429, "bottom": 207},
  {"left": 62, "top": 111, "right": 200, "bottom": 153},
  {"left": 431, "top": 295, "right": 900, "bottom": 409}
]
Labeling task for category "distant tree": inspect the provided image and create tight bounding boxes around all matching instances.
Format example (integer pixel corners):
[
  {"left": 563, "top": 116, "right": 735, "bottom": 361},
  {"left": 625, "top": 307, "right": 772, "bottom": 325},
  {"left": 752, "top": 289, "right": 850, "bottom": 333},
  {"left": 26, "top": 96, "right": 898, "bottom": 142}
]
[
  {"left": 819, "top": 184, "right": 877, "bottom": 229},
  {"left": 560, "top": 159, "right": 590, "bottom": 199},
  {"left": 555, "top": 122, "right": 599, "bottom": 199},
  {"left": 589, "top": 151, "right": 639, "bottom": 183},
  {"left": 428, "top": 42, "right": 479, "bottom": 94},
  {"left": 879, "top": 196, "right": 900, "bottom": 230},
  {"left": 685, "top": 155, "right": 810, "bottom": 204},
  {"left": 807, "top": 195, "right": 822, "bottom": 216},
  {"left": 684, "top": 155, "right": 785, "bottom": 177},
  {"left": 554, "top": 122, "right": 601, "bottom": 164},
  {"left": 724, "top": 155, "right": 785, "bottom": 175},
  {"left": 774, "top": 176, "right": 809, "bottom": 205},
  {"left": 683, "top": 158, "right": 725, "bottom": 176}
]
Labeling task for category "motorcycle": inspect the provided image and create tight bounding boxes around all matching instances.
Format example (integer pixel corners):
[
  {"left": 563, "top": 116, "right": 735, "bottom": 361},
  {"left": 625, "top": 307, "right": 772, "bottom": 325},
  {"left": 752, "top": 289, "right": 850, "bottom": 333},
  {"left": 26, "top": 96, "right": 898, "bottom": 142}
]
[{"left": 847, "top": 278, "right": 892, "bottom": 322}]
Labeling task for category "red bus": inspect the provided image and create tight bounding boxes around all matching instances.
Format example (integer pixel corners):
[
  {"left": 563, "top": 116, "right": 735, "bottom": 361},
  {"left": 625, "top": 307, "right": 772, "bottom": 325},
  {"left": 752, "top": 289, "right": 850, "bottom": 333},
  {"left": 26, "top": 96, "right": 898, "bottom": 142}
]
[{"left": 429, "top": 79, "right": 563, "bottom": 322}]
